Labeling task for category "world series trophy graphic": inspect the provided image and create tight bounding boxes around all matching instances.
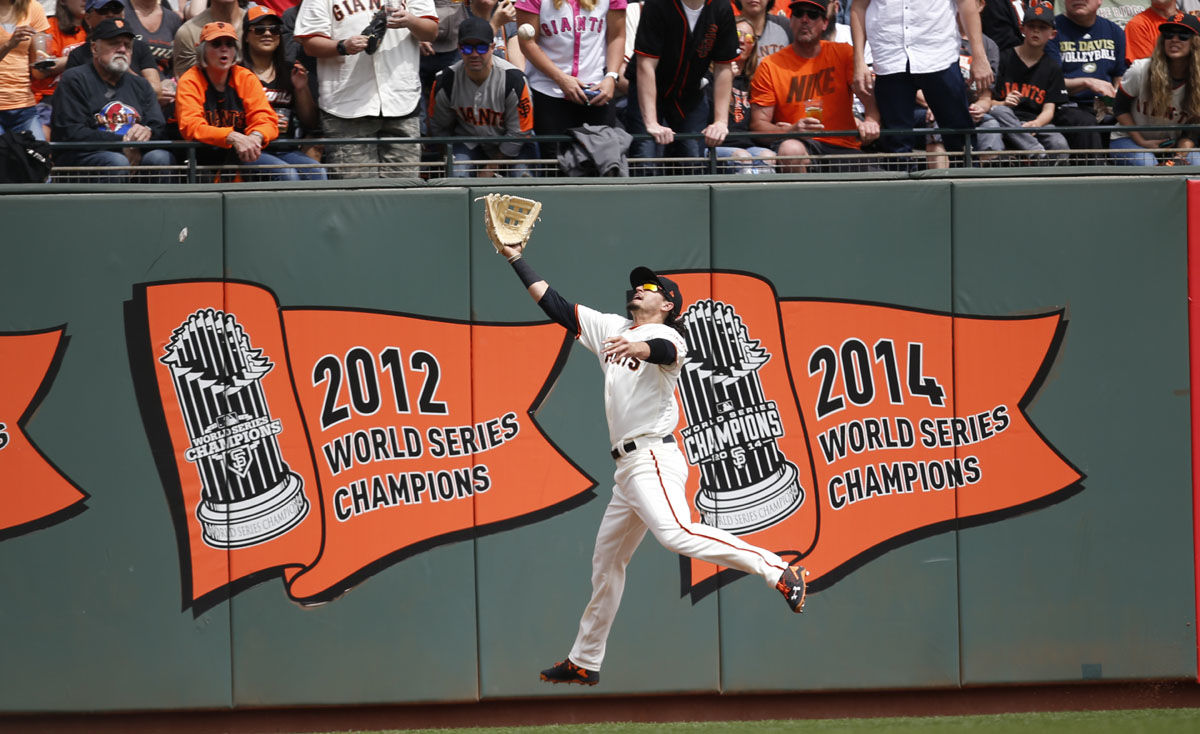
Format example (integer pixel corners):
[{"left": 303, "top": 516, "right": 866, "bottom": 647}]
[
  {"left": 160, "top": 309, "right": 309, "bottom": 548},
  {"left": 678, "top": 300, "right": 804, "bottom": 534}
]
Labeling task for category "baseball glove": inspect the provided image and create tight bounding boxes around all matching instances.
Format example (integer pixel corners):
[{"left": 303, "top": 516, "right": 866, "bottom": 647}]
[{"left": 478, "top": 194, "right": 542, "bottom": 253}]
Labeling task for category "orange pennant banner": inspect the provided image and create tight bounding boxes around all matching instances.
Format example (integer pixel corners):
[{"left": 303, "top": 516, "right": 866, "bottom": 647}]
[
  {"left": 136, "top": 281, "right": 593, "bottom": 609},
  {"left": 0, "top": 328, "right": 87, "bottom": 539},
  {"left": 668, "top": 273, "right": 1083, "bottom": 597}
]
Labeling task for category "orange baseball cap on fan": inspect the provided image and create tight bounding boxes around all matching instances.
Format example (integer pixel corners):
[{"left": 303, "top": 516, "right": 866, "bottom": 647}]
[
  {"left": 245, "top": 4, "right": 282, "bottom": 23},
  {"left": 199, "top": 21, "right": 238, "bottom": 42}
]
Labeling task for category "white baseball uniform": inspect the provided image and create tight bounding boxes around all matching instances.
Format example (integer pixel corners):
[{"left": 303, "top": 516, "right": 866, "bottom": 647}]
[
  {"left": 293, "top": 0, "right": 438, "bottom": 118},
  {"left": 566, "top": 304, "right": 789, "bottom": 672}
]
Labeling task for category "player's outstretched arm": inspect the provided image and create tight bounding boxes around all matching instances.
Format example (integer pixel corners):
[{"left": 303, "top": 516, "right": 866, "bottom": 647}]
[{"left": 504, "top": 249, "right": 580, "bottom": 333}]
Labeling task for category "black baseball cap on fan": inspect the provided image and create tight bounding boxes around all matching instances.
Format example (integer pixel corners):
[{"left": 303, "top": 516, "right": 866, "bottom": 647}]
[{"left": 629, "top": 266, "right": 683, "bottom": 322}]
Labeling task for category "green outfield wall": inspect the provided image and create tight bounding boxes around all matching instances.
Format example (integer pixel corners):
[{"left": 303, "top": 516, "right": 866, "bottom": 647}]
[{"left": 0, "top": 178, "right": 1193, "bottom": 713}]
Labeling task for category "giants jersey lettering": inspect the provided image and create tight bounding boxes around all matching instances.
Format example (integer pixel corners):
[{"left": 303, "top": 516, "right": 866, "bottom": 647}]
[
  {"left": 293, "top": 0, "right": 437, "bottom": 118},
  {"left": 575, "top": 304, "right": 688, "bottom": 447},
  {"left": 997, "top": 80, "right": 1046, "bottom": 105},
  {"left": 428, "top": 56, "right": 533, "bottom": 157},
  {"left": 513, "top": 0, "right": 626, "bottom": 97}
]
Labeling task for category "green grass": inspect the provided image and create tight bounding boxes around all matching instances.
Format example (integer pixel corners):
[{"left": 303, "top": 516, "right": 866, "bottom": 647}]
[{"left": 315, "top": 708, "right": 1200, "bottom": 734}]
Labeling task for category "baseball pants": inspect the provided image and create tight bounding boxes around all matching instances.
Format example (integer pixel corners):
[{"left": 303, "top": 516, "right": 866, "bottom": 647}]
[{"left": 568, "top": 444, "right": 788, "bottom": 671}]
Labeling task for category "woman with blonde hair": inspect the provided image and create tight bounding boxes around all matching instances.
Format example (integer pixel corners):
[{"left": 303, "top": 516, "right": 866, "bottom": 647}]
[
  {"left": 515, "top": 0, "right": 625, "bottom": 141},
  {"left": 0, "top": 0, "right": 51, "bottom": 140},
  {"left": 1110, "top": 14, "right": 1200, "bottom": 166}
]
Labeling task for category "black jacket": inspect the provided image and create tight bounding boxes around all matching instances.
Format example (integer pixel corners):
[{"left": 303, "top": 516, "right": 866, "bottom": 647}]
[{"left": 51, "top": 63, "right": 166, "bottom": 143}]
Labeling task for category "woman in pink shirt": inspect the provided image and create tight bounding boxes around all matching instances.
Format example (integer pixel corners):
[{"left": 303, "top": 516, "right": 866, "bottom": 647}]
[{"left": 515, "top": 0, "right": 624, "bottom": 141}]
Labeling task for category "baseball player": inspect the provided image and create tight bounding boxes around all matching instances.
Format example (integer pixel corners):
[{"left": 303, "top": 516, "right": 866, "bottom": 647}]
[{"left": 496, "top": 238, "right": 809, "bottom": 688}]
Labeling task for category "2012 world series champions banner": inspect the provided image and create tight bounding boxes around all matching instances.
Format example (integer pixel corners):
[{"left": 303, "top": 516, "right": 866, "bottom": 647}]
[{"left": 3, "top": 273, "right": 1083, "bottom": 612}]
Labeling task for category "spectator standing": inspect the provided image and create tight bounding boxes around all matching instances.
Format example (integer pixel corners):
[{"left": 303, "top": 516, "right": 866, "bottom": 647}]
[
  {"left": 0, "top": 0, "right": 52, "bottom": 139},
  {"left": 51, "top": 17, "right": 174, "bottom": 178},
  {"left": 468, "top": 0, "right": 522, "bottom": 65},
  {"left": 989, "top": 0, "right": 1068, "bottom": 159},
  {"left": 421, "top": 0, "right": 464, "bottom": 126},
  {"left": 176, "top": 21, "right": 304, "bottom": 179},
  {"left": 923, "top": 0, "right": 1003, "bottom": 168},
  {"left": 67, "top": 0, "right": 161, "bottom": 96},
  {"left": 1046, "top": 0, "right": 1124, "bottom": 155},
  {"left": 624, "top": 0, "right": 734, "bottom": 167},
  {"left": 850, "top": 0, "right": 993, "bottom": 160},
  {"left": 1125, "top": 0, "right": 1178, "bottom": 64},
  {"left": 173, "top": 0, "right": 243, "bottom": 76},
  {"left": 750, "top": 0, "right": 879, "bottom": 172},
  {"left": 515, "top": 0, "right": 625, "bottom": 142},
  {"left": 428, "top": 15, "right": 533, "bottom": 176},
  {"left": 30, "top": 0, "right": 87, "bottom": 137},
  {"left": 736, "top": 0, "right": 790, "bottom": 58},
  {"left": 240, "top": 4, "right": 325, "bottom": 177},
  {"left": 124, "top": 0, "right": 183, "bottom": 80},
  {"left": 713, "top": 16, "right": 775, "bottom": 171},
  {"left": 295, "top": 0, "right": 437, "bottom": 177},
  {"left": 979, "top": 0, "right": 1022, "bottom": 51},
  {"left": 1110, "top": 14, "right": 1200, "bottom": 165}
]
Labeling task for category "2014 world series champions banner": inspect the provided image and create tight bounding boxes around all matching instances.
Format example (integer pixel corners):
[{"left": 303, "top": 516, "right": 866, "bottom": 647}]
[{"left": 2, "top": 273, "right": 1082, "bottom": 612}]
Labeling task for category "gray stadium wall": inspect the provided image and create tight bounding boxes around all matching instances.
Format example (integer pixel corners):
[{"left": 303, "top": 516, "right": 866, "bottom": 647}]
[{"left": 0, "top": 177, "right": 1194, "bottom": 713}]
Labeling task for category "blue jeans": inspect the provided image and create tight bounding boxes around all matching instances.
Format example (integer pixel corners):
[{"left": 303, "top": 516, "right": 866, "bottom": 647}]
[
  {"left": 0, "top": 106, "right": 45, "bottom": 141},
  {"left": 874, "top": 63, "right": 972, "bottom": 154},
  {"left": 624, "top": 86, "right": 710, "bottom": 174},
  {"left": 272, "top": 149, "right": 327, "bottom": 180},
  {"left": 239, "top": 151, "right": 313, "bottom": 181},
  {"left": 1109, "top": 136, "right": 1200, "bottom": 166},
  {"left": 58, "top": 148, "right": 176, "bottom": 183},
  {"left": 448, "top": 142, "right": 532, "bottom": 178},
  {"left": 713, "top": 145, "right": 774, "bottom": 173}
]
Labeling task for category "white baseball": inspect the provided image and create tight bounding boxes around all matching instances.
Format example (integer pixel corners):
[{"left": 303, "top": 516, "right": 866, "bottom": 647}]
[{"left": 518, "top": 23, "right": 535, "bottom": 40}]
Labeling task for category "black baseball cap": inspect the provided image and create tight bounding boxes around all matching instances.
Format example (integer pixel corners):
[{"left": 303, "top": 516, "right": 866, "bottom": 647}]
[
  {"left": 789, "top": 0, "right": 830, "bottom": 14},
  {"left": 1161, "top": 12, "right": 1200, "bottom": 37},
  {"left": 629, "top": 266, "right": 684, "bottom": 322},
  {"left": 89, "top": 17, "right": 136, "bottom": 40},
  {"left": 1022, "top": 0, "right": 1054, "bottom": 25},
  {"left": 459, "top": 16, "right": 494, "bottom": 45}
]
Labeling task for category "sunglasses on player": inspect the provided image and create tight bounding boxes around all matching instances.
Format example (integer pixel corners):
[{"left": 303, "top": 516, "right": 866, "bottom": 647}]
[
  {"left": 636, "top": 283, "right": 662, "bottom": 292},
  {"left": 795, "top": 8, "right": 824, "bottom": 20},
  {"left": 250, "top": 24, "right": 283, "bottom": 36},
  {"left": 459, "top": 43, "right": 491, "bottom": 55}
]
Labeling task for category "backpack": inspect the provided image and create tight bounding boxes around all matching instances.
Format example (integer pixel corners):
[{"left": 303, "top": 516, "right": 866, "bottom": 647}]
[{"left": 0, "top": 129, "right": 52, "bottom": 183}]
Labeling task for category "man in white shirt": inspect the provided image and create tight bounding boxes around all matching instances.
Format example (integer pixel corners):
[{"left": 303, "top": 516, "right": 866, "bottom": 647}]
[
  {"left": 850, "top": 0, "right": 993, "bottom": 159},
  {"left": 295, "top": 0, "right": 437, "bottom": 177}
]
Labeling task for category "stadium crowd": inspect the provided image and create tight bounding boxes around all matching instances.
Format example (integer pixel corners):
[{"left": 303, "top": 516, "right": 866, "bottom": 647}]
[{"left": 0, "top": 0, "right": 1197, "bottom": 180}]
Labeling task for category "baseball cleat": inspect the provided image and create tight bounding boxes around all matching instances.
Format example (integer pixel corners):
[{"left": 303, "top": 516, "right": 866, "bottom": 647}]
[
  {"left": 776, "top": 564, "right": 809, "bottom": 613},
  {"left": 540, "top": 659, "right": 599, "bottom": 686}
]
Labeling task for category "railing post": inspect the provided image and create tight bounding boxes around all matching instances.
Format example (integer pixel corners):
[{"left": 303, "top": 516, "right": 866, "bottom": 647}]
[{"left": 962, "top": 128, "right": 973, "bottom": 168}]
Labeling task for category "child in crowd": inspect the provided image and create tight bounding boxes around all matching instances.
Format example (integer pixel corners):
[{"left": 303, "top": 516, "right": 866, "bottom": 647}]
[{"left": 990, "top": 0, "right": 1069, "bottom": 159}]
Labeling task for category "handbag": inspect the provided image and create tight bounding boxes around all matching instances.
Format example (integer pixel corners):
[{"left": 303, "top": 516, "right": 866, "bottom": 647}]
[{"left": 0, "top": 129, "right": 52, "bottom": 183}]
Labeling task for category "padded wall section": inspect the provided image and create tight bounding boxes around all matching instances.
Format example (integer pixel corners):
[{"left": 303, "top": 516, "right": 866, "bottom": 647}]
[
  {"left": 952, "top": 178, "right": 1196, "bottom": 683},
  {"left": 0, "top": 194, "right": 234, "bottom": 712},
  {"left": 711, "top": 182, "right": 960, "bottom": 692}
]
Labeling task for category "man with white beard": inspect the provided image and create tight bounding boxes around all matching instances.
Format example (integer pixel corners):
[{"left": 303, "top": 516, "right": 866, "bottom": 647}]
[{"left": 52, "top": 17, "right": 174, "bottom": 181}]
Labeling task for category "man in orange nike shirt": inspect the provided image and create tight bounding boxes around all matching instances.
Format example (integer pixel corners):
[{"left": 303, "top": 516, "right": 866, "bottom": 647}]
[{"left": 749, "top": 0, "right": 880, "bottom": 172}]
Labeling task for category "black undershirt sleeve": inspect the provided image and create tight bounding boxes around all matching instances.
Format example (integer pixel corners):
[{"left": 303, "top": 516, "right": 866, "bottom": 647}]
[
  {"left": 510, "top": 257, "right": 581, "bottom": 332},
  {"left": 644, "top": 338, "right": 677, "bottom": 365},
  {"left": 536, "top": 286, "right": 580, "bottom": 333}
]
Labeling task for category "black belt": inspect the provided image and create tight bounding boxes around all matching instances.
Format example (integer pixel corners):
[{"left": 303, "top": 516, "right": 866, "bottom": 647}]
[{"left": 611, "top": 435, "right": 674, "bottom": 459}]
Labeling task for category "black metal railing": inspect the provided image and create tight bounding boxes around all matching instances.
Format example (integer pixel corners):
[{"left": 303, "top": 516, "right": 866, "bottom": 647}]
[{"left": 22, "top": 123, "right": 1200, "bottom": 184}]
